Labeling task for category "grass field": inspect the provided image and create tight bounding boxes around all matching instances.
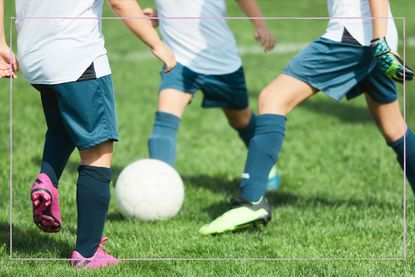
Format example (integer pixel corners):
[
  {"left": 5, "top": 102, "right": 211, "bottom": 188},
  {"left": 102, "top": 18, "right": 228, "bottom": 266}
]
[{"left": 1, "top": 0, "right": 415, "bottom": 275}]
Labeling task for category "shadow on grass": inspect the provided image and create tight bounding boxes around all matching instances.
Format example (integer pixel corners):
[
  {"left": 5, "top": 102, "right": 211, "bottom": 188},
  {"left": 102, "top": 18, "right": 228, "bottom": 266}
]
[
  {"left": 0, "top": 221, "right": 72, "bottom": 258},
  {"left": 182, "top": 174, "right": 399, "bottom": 219},
  {"left": 106, "top": 212, "right": 126, "bottom": 222},
  {"left": 31, "top": 161, "right": 397, "bottom": 221}
]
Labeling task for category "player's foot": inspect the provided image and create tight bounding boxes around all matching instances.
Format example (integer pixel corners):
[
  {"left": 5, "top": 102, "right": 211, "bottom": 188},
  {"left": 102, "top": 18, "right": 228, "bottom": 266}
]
[
  {"left": 31, "top": 173, "right": 62, "bottom": 232},
  {"left": 267, "top": 165, "right": 280, "bottom": 191},
  {"left": 199, "top": 197, "right": 271, "bottom": 235},
  {"left": 69, "top": 237, "right": 119, "bottom": 269}
]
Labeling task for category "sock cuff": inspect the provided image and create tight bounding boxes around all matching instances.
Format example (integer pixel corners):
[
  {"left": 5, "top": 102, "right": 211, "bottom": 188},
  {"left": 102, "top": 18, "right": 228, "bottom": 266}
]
[
  {"left": 78, "top": 165, "right": 112, "bottom": 183},
  {"left": 256, "top": 114, "right": 287, "bottom": 134},
  {"left": 388, "top": 128, "right": 414, "bottom": 148},
  {"left": 155, "top": 111, "right": 181, "bottom": 130}
]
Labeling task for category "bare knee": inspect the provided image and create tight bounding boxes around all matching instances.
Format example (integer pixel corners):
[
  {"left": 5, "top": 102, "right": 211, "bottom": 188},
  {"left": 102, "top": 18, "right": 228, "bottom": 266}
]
[
  {"left": 79, "top": 141, "right": 113, "bottom": 167},
  {"left": 365, "top": 96, "right": 405, "bottom": 143},
  {"left": 258, "top": 87, "right": 291, "bottom": 115},
  {"left": 258, "top": 74, "right": 316, "bottom": 115},
  {"left": 223, "top": 108, "right": 252, "bottom": 129},
  {"left": 158, "top": 89, "right": 192, "bottom": 118},
  {"left": 382, "top": 125, "right": 406, "bottom": 143}
]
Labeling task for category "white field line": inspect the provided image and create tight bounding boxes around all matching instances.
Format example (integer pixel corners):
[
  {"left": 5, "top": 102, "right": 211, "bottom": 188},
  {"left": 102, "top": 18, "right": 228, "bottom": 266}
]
[{"left": 109, "top": 39, "right": 415, "bottom": 62}]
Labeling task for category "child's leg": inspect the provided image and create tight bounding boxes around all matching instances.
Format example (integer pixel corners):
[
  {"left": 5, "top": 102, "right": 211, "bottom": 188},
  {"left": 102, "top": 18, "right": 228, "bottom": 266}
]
[
  {"left": 31, "top": 89, "right": 75, "bottom": 233},
  {"left": 199, "top": 75, "right": 317, "bottom": 235},
  {"left": 365, "top": 94, "right": 415, "bottom": 192},
  {"left": 241, "top": 74, "right": 317, "bottom": 201},
  {"left": 75, "top": 140, "right": 113, "bottom": 258},
  {"left": 223, "top": 108, "right": 256, "bottom": 147},
  {"left": 40, "top": 90, "right": 76, "bottom": 188},
  {"left": 148, "top": 89, "right": 192, "bottom": 166}
]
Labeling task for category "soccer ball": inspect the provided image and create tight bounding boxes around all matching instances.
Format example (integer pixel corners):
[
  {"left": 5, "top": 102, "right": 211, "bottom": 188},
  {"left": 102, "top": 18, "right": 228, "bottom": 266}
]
[{"left": 115, "top": 159, "right": 184, "bottom": 221}]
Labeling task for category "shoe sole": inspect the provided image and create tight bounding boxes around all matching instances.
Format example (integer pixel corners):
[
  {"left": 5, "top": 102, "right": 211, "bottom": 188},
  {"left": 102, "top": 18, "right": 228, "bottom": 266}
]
[
  {"left": 233, "top": 214, "right": 272, "bottom": 232},
  {"left": 32, "top": 188, "right": 61, "bottom": 233},
  {"left": 205, "top": 214, "right": 272, "bottom": 236},
  {"left": 70, "top": 259, "right": 120, "bottom": 269}
]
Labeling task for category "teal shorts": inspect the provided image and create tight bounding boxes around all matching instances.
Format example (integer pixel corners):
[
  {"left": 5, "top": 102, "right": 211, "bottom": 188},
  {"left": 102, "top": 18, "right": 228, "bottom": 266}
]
[
  {"left": 34, "top": 74, "right": 118, "bottom": 150},
  {"left": 159, "top": 63, "right": 249, "bottom": 110},
  {"left": 283, "top": 37, "right": 397, "bottom": 103}
]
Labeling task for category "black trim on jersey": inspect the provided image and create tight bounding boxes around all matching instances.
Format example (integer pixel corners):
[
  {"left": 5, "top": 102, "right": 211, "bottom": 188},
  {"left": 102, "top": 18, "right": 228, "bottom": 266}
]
[
  {"left": 341, "top": 28, "right": 362, "bottom": 46},
  {"left": 77, "top": 63, "right": 97, "bottom": 81}
]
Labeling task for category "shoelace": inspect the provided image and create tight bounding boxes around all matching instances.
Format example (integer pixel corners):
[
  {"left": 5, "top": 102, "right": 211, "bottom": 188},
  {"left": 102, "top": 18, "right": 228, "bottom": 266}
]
[{"left": 98, "top": 237, "right": 111, "bottom": 255}]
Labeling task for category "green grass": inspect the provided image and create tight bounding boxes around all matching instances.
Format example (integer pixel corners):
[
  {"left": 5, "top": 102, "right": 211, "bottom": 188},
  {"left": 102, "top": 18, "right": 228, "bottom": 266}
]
[{"left": 1, "top": 0, "right": 415, "bottom": 275}]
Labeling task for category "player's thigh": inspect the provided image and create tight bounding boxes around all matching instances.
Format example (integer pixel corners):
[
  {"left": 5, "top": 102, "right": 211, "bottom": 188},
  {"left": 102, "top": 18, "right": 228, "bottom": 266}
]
[
  {"left": 365, "top": 93, "right": 405, "bottom": 143},
  {"left": 36, "top": 85, "right": 68, "bottom": 132},
  {"left": 55, "top": 75, "right": 119, "bottom": 153},
  {"left": 158, "top": 89, "right": 193, "bottom": 118},
  {"left": 259, "top": 74, "right": 317, "bottom": 115},
  {"left": 222, "top": 107, "right": 252, "bottom": 129},
  {"left": 79, "top": 140, "right": 113, "bottom": 167}
]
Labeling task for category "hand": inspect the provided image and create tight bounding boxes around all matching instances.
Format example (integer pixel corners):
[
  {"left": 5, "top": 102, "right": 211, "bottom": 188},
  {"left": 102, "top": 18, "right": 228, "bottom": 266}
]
[
  {"left": 0, "top": 44, "right": 18, "bottom": 79},
  {"left": 370, "top": 37, "right": 414, "bottom": 83},
  {"left": 151, "top": 41, "right": 176, "bottom": 73},
  {"left": 254, "top": 27, "right": 276, "bottom": 52},
  {"left": 143, "top": 8, "right": 159, "bottom": 28}
]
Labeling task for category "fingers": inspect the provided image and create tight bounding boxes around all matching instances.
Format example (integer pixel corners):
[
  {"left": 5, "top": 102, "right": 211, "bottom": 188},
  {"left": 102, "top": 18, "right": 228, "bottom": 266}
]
[
  {"left": 255, "top": 31, "right": 267, "bottom": 50},
  {"left": 390, "top": 67, "right": 413, "bottom": 83},
  {"left": 142, "top": 7, "right": 159, "bottom": 28},
  {"left": 0, "top": 63, "right": 11, "bottom": 78},
  {"left": 404, "top": 64, "right": 415, "bottom": 80},
  {"left": 392, "top": 53, "right": 414, "bottom": 81},
  {"left": 264, "top": 34, "right": 276, "bottom": 51},
  {"left": 0, "top": 65, "right": 17, "bottom": 79},
  {"left": 395, "top": 65, "right": 414, "bottom": 83},
  {"left": 142, "top": 8, "right": 154, "bottom": 16},
  {"left": 152, "top": 42, "right": 176, "bottom": 73},
  {"left": 262, "top": 30, "right": 276, "bottom": 51},
  {"left": 0, "top": 70, "right": 9, "bottom": 78},
  {"left": 163, "top": 61, "right": 176, "bottom": 73},
  {"left": 254, "top": 30, "right": 276, "bottom": 52},
  {"left": 163, "top": 54, "right": 176, "bottom": 73},
  {"left": 0, "top": 70, "right": 17, "bottom": 79},
  {"left": 12, "top": 53, "right": 18, "bottom": 72}
]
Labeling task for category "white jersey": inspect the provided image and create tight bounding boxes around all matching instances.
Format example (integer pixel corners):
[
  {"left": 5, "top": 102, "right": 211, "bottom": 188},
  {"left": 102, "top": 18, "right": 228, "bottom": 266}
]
[
  {"left": 15, "top": 0, "right": 111, "bottom": 84},
  {"left": 322, "top": 0, "right": 398, "bottom": 52},
  {"left": 156, "top": 0, "right": 242, "bottom": 75}
]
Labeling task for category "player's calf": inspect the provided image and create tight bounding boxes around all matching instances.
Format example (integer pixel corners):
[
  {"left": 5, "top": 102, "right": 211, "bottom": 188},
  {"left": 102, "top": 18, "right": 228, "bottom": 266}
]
[
  {"left": 148, "top": 111, "right": 181, "bottom": 166},
  {"left": 389, "top": 129, "right": 415, "bottom": 192}
]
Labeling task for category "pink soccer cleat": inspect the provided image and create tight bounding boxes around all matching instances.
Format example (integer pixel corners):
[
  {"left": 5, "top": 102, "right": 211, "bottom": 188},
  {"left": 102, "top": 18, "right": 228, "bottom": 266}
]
[
  {"left": 31, "top": 173, "right": 62, "bottom": 232},
  {"left": 69, "top": 237, "right": 119, "bottom": 269}
]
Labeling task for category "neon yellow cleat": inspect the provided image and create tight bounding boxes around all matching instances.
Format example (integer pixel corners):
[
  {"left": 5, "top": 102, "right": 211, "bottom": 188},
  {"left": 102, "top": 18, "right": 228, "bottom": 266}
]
[{"left": 199, "top": 197, "right": 271, "bottom": 235}]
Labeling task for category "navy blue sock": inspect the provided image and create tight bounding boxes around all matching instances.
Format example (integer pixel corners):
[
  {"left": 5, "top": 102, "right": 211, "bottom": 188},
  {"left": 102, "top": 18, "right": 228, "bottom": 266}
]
[
  {"left": 234, "top": 112, "right": 257, "bottom": 148},
  {"left": 389, "top": 129, "right": 415, "bottom": 193},
  {"left": 240, "top": 114, "right": 286, "bottom": 202},
  {"left": 148, "top": 111, "right": 181, "bottom": 166},
  {"left": 75, "top": 165, "right": 111, "bottom": 258}
]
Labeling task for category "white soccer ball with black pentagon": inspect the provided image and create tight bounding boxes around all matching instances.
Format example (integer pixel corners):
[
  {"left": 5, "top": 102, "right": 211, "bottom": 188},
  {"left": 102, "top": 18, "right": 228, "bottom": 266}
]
[{"left": 115, "top": 159, "right": 184, "bottom": 220}]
